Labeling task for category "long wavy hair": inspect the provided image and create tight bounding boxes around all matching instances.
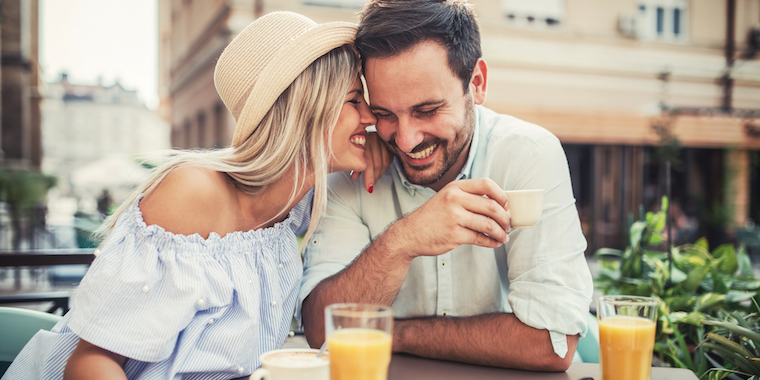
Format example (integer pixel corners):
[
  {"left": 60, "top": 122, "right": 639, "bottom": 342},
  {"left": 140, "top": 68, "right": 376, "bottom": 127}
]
[{"left": 95, "top": 45, "right": 360, "bottom": 251}]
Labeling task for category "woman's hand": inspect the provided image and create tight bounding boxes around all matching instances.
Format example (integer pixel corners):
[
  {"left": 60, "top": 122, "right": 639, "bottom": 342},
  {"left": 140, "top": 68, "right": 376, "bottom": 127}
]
[{"left": 351, "top": 132, "right": 392, "bottom": 193}]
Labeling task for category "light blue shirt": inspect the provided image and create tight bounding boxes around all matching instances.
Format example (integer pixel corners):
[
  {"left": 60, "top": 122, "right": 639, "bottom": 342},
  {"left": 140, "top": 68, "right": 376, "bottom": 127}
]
[
  {"left": 3, "top": 191, "right": 313, "bottom": 380},
  {"left": 299, "top": 106, "right": 593, "bottom": 358}
]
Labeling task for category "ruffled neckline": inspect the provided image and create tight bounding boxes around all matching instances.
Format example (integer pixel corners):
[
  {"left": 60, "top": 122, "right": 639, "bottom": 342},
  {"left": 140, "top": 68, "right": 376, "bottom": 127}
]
[{"left": 119, "top": 194, "right": 304, "bottom": 248}]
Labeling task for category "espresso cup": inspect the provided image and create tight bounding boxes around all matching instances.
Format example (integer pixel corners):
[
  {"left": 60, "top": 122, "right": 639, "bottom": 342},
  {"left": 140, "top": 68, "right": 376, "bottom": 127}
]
[
  {"left": 249, "top": 348, "right": 329, "bottom": 380},
  {"left": 504, "top": 189, "right": 544, "bottom": 228}
]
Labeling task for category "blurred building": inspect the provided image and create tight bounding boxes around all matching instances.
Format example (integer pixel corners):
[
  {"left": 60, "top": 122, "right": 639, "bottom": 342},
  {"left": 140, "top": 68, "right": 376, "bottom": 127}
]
[
  {"left": 1, "top": 0, "right": 42, "bottom": 169},
  {"left": 159, "top": 0, "right": 760, "bottom": 251},
  {"left": 41, "top": 73, "right": 171, "bottom": 202}
]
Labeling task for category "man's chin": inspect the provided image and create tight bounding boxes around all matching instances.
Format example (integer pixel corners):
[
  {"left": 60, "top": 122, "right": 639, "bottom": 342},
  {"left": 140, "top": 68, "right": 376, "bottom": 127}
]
[{"left": 401, "top": 165, "right": 441, "bottom": 187}]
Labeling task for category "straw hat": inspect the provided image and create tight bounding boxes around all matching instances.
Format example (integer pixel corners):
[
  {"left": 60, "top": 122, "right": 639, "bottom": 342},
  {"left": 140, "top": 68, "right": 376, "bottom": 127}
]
[{"left": 214, "top": 12, "right": 357, "bottom": 147}]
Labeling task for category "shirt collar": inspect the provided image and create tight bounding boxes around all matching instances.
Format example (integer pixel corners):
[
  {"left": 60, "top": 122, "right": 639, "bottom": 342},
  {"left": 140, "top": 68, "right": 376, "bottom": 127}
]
[{"left": 392, "top": 106, "right": 481, "bottom": 190}]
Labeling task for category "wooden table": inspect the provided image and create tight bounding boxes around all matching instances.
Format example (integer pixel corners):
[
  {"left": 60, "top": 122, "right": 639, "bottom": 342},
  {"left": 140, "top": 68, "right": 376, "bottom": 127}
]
[{"left": 388, "top": 354, "right": 699, "bottom": 380}]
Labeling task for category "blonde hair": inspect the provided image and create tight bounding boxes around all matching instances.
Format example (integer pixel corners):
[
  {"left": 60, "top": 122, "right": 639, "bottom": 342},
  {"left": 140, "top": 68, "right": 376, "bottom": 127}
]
[{"left": 95, "top": 45, "right": 360, "bottom": 251}]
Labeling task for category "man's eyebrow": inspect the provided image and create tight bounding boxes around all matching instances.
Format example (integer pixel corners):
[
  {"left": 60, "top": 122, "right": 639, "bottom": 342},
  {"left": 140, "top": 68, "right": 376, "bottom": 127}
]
[
  {"left": 371, "top": 99, "right": 446, "bottom": 113},
  {"left": 347, "top": 88, "right": 363, "bottom": 96},
  {"left": 411, "top": 99, "right": 446, "bottom": 110}
]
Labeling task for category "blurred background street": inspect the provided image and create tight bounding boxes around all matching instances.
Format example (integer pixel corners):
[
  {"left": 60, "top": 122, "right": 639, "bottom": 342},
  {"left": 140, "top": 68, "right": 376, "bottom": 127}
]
[{"left": 0, "top": 0, "right": 759, "bottom": 318}]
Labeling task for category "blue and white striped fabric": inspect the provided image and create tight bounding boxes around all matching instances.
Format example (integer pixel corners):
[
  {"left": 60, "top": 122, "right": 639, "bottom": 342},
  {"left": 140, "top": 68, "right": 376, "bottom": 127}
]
[{"left": 2, "top": 190, "right": 313, "bottom": 380}]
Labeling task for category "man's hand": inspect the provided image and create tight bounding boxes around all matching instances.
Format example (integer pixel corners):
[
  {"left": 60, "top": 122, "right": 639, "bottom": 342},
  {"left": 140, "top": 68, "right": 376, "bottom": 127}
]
[
  {"left": 389, "top": 178, "right": 511, "bottom": 259},
  {"left": 351, "top": 132, "right": 392, "bottom": 193}
]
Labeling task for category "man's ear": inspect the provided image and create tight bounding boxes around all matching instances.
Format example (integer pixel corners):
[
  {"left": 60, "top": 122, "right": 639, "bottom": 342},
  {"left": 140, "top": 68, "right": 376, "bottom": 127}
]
[{"left": 470, "top": 58, "right": 488, "bottom": 105}]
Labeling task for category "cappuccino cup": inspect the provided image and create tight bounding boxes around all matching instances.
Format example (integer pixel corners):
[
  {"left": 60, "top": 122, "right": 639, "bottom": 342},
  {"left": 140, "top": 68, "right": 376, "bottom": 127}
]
[
  {"left": 505, "top": 189, "right": 544, "bottom": 228},
  {"left": 249, "top": 348, "right": 328, "bottom": 380}
]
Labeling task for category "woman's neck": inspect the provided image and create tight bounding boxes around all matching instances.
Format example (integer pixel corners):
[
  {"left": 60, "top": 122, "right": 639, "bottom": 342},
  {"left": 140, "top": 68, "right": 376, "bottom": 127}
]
[{"left": 236, "top": 167, "right": 314, "bottom": 230}]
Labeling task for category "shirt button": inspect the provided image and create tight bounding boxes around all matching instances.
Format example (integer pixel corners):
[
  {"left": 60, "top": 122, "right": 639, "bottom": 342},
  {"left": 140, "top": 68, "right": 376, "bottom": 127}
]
[
  {"left": 442, "top": 311, "right": 448, "bottom": 316},
  {"left": 271, "top": 301, "right": 277, "bottom": 306},
  {"left": 197, "top": 299, "right": 204, "bottom": 307},
  {"left": 441, "top": 261, "right": 446, "bottom": 267},
  {"left": 278, "top": 264, "right": 284, "bottom": 269},
  {"left": 93, "top": 249, "right": 101, "bottom": 257},
  {"left": 248, "top": 279, "right": 253, "bottom": 284},
  {"left": 312, "top": 239, "right": 318, "bottom": 245},
  {"left": 142, "top": 285, "right": 150, "bottom": 293},
  {"left": 208, "top": 318, "right": 214, "bottom": 324},
  {"left": 237, "top": 367, "right": 244, "bottom": 374}
]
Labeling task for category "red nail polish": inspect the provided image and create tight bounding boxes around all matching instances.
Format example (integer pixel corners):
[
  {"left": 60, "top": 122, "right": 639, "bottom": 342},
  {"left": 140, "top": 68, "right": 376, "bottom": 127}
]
[{"left": 368, "top": 185, "right": 374, "bottom": 194}]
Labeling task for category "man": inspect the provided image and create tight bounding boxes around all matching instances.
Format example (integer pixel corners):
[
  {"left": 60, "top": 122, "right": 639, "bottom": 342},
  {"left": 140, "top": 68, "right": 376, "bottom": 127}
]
[{"left": 299, "top": 0, "right": 593, "bottom": 371}]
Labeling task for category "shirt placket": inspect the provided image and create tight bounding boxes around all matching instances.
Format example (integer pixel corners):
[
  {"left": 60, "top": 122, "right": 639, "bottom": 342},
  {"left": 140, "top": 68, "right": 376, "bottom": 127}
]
[{"left": 436, "top": 252, "right": 453, "bottom": 316}]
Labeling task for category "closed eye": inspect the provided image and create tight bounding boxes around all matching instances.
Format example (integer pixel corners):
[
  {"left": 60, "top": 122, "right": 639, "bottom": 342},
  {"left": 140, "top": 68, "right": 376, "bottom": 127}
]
[{"left": 416, "top": 107, "right": 440, "bottom": 117}]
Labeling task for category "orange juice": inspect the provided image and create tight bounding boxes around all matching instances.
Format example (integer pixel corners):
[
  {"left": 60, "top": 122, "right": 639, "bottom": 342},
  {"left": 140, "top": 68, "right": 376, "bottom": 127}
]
[
  {"left": 327, "top": 328, "right": 392, "bottom": 380},
  {"left": 599, "top": 315, "right": 657, "bottom": 380}
]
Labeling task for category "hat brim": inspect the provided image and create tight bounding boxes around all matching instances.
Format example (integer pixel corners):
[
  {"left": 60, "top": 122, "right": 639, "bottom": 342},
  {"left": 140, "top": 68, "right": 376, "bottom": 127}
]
[{"left": 232, "top": 21, "right": 357, "bottom": 146}]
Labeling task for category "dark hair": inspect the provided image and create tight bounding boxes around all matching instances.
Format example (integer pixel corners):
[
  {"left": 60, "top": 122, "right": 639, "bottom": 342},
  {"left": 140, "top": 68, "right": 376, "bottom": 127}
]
[{"left": 355, "top": 0, "right": 481, "bottom": 93}]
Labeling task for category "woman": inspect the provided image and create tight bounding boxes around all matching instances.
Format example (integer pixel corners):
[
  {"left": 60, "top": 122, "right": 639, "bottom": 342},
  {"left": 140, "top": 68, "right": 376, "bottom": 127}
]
[{"left": 3, "top": 11, "right": 385, "bottom": 380}]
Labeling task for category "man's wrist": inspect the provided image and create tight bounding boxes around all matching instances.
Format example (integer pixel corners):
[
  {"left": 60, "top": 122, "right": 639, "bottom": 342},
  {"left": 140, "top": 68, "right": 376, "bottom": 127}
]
[{"left": 375, "top": 219, "right": 416, "bottom": 264}]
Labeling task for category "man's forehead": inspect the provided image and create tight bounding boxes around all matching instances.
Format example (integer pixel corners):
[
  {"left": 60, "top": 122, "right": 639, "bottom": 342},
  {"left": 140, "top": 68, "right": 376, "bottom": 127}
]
[{"left": 364, "top": 43, "right": 458, "bottom": 110}]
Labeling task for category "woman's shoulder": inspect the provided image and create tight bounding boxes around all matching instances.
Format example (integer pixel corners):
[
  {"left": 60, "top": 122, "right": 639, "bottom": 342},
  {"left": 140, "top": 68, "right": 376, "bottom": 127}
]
[{"left": 139, "top": 165, "right": 237, "bottom": 238}]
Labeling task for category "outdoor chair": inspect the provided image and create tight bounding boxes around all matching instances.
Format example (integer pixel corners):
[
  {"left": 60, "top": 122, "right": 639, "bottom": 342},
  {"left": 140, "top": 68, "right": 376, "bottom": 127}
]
[
  {"left": 576, "top": 312, "right": 600, "bottom": 363},
  {"left": 0, "top": 306, "right": 62, "bottom": 377}
]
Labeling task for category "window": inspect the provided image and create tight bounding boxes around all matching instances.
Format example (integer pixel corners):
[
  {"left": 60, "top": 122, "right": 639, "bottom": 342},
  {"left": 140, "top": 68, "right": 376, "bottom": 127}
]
[
  {"left": 636, "top": 0, "right": 688, "bottom": 42},
  {"left": 501, "top": 0, "right": 564, "bottom": 27}
]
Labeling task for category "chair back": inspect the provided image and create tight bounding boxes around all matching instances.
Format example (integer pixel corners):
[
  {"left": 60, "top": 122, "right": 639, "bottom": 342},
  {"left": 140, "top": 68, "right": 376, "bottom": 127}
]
[
  {"left": 0, "top": 307, "right": 62, "bottom": 376},
  {"left": 576, "top": 312, "right": 600, "bottom": 363}
]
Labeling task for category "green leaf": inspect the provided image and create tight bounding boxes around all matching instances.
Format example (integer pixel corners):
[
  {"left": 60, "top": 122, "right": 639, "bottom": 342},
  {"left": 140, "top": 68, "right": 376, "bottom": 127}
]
[
  {"left": 594, "top": 248, "right": 624, "bottom": 258},
  {"left": 711, "top": 268, "right": 730, "bottom": 294},
  {"left": 704, "top": 369, "right": 751, "bottom": 380},
  {"left": 664, "top": 313, "right": 694, "bottom": 369},
  {"left": 738, "top": 246, "right": 755, "bottom": 278},
  {"left": 685, "top": 265, "right": 712, "bottom": 292},
  {"left": 671, "top": 266, "right": 688, "bottom": 284},
  {"left": 630, "top": 221, "right": 646, "bottom": 249},
  {"left": 654, "top": 211, "right": 667, "bottom": 231},
  {"left": 713, "top": 244, "right": 739, "bottom": 275},
  {"left": 701, "top": 342, "right": 760, "bottom": 375},
  {"left": 696, "top": 293, "right": 726, "bottom": 311},
  {"left": 725, "top": 291, "right": 755, "bottom": 304},
  {"left": 702, "top": 320, "right": 760, "bottom": 348},
  {"left": 695, "top": 237, "right": 710, "bottom": 251},
  {"left": 703, "top": 333, "right": 753, "bottom": 358}
]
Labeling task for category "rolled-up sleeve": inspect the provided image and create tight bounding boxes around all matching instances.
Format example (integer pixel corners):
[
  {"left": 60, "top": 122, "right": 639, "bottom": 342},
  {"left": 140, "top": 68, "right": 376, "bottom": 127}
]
[
  {"left": 296, "top": 172, "right": 372, "bottom": 319},
  {"left": 496, "top": 133, "right": 593, "bottom": 358}
]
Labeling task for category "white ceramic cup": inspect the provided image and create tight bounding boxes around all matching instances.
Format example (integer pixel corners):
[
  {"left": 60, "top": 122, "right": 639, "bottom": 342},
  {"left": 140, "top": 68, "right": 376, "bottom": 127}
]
[
  {"left": 505, "top": 189, "right": 544, "bottom": 228},
  {"left": 249, "top": 348, "right": 328, "bottom": 380}
]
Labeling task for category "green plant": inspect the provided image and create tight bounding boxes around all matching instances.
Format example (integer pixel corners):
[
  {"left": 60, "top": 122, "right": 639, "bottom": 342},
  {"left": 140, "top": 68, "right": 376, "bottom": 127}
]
[
  {"left": 699, "top": 306, "right": 760, "bottom": 380},
  {"left": 0, "top": 169, "right": 57, "bottom": 249},
  {"left": 594, "top": 196, "right": 760, "bottom": 377}
]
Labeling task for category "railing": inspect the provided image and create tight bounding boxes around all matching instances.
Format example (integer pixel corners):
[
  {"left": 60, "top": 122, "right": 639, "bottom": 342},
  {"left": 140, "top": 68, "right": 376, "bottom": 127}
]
[{"left": 0, "top": 249, "right": 96, "bottom": 313}]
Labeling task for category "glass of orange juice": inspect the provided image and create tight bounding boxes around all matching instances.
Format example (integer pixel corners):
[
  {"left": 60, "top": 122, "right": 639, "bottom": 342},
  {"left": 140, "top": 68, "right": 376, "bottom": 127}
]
[
  {"left": 598, "top": 295, "right": 658, "bottom": 380},
  {"left": 325, "top": 303, "right": 393, "bottom": 380}
]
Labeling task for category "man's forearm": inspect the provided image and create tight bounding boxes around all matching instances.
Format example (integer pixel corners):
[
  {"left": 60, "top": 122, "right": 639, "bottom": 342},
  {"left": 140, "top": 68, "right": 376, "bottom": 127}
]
[
  {"left": 302, "top": 222, "right": 414, "bottom": 347},
  {"left": 394, "top": 313, "right": 578, "bottom": 372}
]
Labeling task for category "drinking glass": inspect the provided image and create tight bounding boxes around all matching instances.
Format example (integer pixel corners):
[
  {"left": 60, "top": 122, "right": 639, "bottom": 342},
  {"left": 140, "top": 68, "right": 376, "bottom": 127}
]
[
  {"left": 325, "top": 303, "right": 393, "bottom": 380},
  {"left": 598, "top": 295, "right": 658, "bottom": 380}
]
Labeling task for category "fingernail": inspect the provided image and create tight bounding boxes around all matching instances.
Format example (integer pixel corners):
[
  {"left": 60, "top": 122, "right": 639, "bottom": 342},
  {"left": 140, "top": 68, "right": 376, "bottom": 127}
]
[{"left": 368, "top": 185, "right": 374, "bottom": 194}]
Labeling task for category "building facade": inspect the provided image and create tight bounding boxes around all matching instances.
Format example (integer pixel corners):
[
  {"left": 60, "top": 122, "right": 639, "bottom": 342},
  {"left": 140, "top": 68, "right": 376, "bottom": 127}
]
[
  {"left": 159, "top": 0, "right": 760, "bottom": 251},
  {"left": 1, "top": 0, "right": 42, "bottom": 169},
  {"left": 42, "top": 73, "right": 171, "bottom": 200}
]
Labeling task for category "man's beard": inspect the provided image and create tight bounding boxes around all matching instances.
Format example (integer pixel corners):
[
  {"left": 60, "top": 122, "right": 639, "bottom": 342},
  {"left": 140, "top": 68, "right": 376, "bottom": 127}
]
[{"left": 391, "top": 99, "right": 476, "bottom": 187}]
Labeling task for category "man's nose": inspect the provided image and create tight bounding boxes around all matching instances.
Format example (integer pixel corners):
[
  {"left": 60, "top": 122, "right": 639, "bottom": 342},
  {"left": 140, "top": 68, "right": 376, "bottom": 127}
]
[{"left": 394, "top": 116, "right": 424, "bottom": 153}]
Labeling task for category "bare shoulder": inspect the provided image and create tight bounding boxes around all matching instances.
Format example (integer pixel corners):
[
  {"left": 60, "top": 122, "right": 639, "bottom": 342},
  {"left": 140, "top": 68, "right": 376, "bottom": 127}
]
[{"left": 140, "top": 165, "right": 237, "bottom": 237}]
